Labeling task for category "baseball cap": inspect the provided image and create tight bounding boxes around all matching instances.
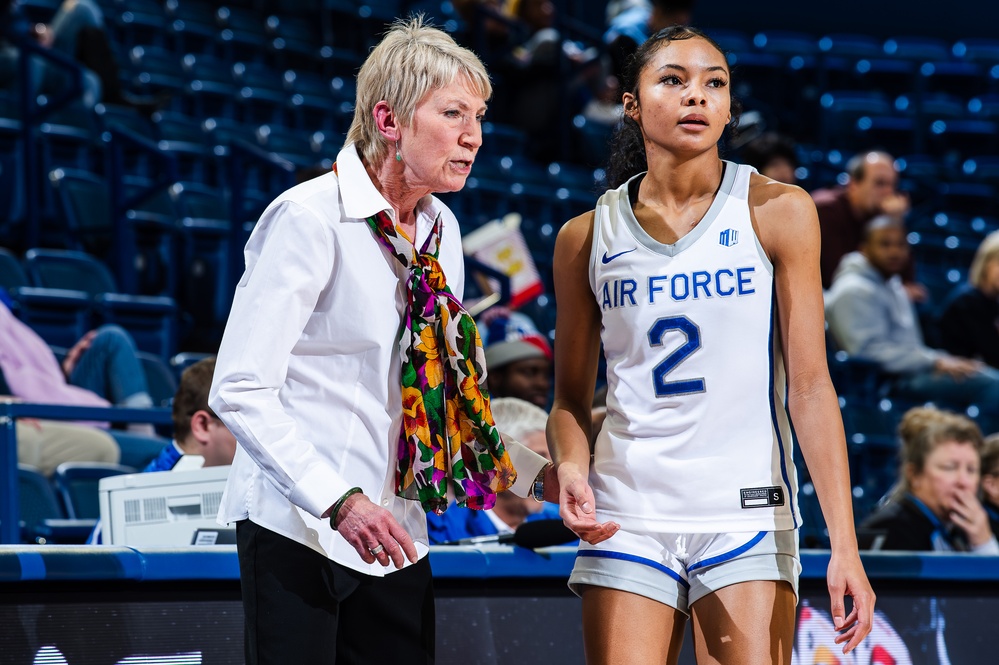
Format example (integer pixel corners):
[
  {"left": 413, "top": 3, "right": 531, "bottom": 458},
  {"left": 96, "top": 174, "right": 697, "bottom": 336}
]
[{"left": 478, "top": 308, "right": 553, "bottom": 371}]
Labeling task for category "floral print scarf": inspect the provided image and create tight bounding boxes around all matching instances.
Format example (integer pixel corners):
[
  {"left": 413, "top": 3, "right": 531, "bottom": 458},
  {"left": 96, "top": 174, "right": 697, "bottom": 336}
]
[{"left": 364, "top": 206, "right": 517, "bottom": 515}]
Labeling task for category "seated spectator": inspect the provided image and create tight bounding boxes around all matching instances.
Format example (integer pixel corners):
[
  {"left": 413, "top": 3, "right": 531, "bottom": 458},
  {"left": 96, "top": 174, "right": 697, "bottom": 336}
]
[
  {"left": 426, "top": 397, "right": 560, "bottom": 544},
  {"left": 604, "top": 0, "right": 696, "bottom": 85},
  {"left": 143, "top": 357, "right": 236, "bottom": 472},
  {"left": 479, "top": 307, "right": 553, "bottom": 409},
  {"left": 13, "top": 416, "right": 119, "bottom": 476},
  {"left": 938, "top": 230, "right": 999, "bottom": 369},
  {"left": 0, "top": 0, "right": 164, "bottom": 112},
  {"left": 89, "top": 357, "right": 234, "bottom": 543},
  {"left": 0, "top": 298, "right": 154, "bottom": 412},
  {"left": 824, "top": 216, "right": 999, "bottom": 433},
  {"left": 740, "top": 132, "right": 799, "bottom": 185},
  {"left": 811, "top": 151, "right": 917, "bottom": 292},
  {"left": 498, "top": 0, "right": 600, "bottom": 160},
  {"left": 860, "top": 406, "right": 998, "bottom": 553},
  {"left": 982, "top": 433, "right": 999, "bottom": 535},
  {"left": 1, "top": 0, "right": 98, "bottom": 105}
]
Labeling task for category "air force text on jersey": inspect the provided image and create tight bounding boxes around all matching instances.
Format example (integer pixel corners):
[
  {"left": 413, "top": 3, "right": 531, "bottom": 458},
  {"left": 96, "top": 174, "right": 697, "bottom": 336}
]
[{"left": 600, "top": 266, "right": 757, "bottom": 310}]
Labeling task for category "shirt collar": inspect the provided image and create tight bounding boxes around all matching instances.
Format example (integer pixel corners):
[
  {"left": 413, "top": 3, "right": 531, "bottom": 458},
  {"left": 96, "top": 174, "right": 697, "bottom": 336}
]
[{"left": 336, "top": 143, "right": 443, "bottom": 234}]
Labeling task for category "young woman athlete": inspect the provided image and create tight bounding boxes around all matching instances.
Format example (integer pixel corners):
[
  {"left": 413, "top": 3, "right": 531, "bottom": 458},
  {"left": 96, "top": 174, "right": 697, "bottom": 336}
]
[{"left": 547, "top": 26, "right": 875, "bottom": 664}]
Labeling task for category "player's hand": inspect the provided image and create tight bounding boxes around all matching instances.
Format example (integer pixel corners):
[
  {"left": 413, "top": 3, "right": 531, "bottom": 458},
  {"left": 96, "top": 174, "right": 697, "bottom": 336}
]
[
  {"left": 556, "top": 462, "right": 619, "bottom": 544},
  {"left": 828, "top": 551, "right": 875, "bottom": 654},
  {"left": 333, "top": 493, "right": 418, "bottom": 569}
]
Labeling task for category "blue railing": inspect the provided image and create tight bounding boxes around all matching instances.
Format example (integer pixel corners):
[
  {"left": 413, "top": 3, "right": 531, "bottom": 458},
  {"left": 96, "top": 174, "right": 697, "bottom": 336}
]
[{"left": 0, "top": 401, "right": 172, "bottom": 544}]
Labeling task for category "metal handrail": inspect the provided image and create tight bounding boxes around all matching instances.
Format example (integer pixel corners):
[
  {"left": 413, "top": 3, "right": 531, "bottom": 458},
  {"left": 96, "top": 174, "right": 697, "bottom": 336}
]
[{"left": 0, "top": 401, "right": 171, "bottom": 544}]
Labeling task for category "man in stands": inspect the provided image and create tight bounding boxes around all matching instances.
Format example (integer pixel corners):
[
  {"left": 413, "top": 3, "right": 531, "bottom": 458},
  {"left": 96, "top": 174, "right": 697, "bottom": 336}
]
[
  {"left": 479, "top": 307, "right": 553, "bottom": 410},
  {"left": 811, "top": 150, "right": 916, "bottom": 292},
  {"left": 825, "top": 216, "right": 999, "bottom": 433}
]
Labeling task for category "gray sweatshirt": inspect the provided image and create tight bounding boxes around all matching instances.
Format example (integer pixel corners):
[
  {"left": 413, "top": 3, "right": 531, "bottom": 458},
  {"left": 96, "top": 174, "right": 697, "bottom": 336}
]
[{"left": 824, "top": 252, "right": 942, "bottom": 375}]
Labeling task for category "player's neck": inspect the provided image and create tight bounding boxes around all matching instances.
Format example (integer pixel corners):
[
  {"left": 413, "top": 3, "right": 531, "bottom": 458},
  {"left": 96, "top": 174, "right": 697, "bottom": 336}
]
[{"left": 640, "top": 150, "right": 723, "bottom": 210}]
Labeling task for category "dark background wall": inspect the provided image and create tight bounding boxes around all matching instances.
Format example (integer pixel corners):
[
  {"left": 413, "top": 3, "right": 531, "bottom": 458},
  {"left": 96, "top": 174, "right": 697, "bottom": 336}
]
[{"left": 565, "top": 0, "right": 991, "bottom": 42}]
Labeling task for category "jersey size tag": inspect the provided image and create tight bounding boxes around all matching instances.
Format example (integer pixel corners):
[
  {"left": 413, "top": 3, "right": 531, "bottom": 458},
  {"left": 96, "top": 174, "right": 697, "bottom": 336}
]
[{"left": 740, "top": 486, "right": 785, "bottom": 509}]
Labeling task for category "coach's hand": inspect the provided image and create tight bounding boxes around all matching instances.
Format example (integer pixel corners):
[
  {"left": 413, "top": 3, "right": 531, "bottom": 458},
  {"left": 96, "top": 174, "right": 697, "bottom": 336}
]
[{"left": 334, "top": 493, "right": 418, "bottom": 569}]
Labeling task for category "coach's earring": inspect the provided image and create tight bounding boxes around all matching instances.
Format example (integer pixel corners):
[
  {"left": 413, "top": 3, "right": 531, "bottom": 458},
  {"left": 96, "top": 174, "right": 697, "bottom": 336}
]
[{"left": 396, "top": 141, "right": 402, "bottom": 162}]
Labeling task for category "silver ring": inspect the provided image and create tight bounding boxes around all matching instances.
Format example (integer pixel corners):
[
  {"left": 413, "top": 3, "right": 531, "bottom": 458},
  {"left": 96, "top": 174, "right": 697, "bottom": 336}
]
[{"left": 369, "top": 544, "right": 385, "bottom": 555}]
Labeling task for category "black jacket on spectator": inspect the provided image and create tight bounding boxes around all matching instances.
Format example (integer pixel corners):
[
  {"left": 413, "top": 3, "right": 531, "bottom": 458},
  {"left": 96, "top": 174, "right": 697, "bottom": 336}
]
[
  {"left": 860, "top": 494, "right": 971, "bottom": 552},
  {"left": 938, "top": 284, "right": 999, "bottom": 369}
]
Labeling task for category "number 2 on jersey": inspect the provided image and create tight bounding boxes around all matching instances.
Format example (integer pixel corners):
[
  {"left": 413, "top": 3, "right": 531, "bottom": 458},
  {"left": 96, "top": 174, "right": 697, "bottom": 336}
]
[{"left": 648, "top": 315, "right": 705, "bottom": 397}]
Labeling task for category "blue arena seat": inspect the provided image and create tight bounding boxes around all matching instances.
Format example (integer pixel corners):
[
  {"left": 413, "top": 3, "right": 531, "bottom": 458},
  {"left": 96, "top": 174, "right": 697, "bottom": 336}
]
[
  {"left": 216, "top": 5, "right": 270, "bottom": 62},
  {"left": 164, "top": 0, "right": 220, "bottom": 55},
  {"left": 882, "top": 36, "right": 952, "bottom": 61},
  {"left": 18, "top": 465, "right": 95, "bottom": 544},
  {"left": 23, "top": 248, "right": 178, "bottom": 359},
  {"left": 953, "top": 38, "right": 999, "bottom": 65},
  {"left": 127, "top": 45, "right": 186, "bottom": 100},
  {"left": 180, "top": 53, "right": 238, "bottom": 119},
  {"left": 232, "top": 62, "right": 290, "bottom": 126},
  {"left": 110, "top": 0, "right": 169, "bottom": 50},
  {"left": 854, "top": 114, "right": 920, "bottom": 156},
  {"left": 52, "top": 462, "right": 137, "bottom": 520},
  {"left": 927, "top": 118, "right": 998, "bottom": 158},
  {"left": 919, "top": 60, "right": 987, "bottom": 100}
]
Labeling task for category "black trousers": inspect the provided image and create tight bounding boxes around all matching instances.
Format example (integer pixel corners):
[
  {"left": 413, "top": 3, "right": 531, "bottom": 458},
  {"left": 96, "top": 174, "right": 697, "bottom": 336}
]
[{"left": 236, "top": 519, "right": 435, "bottom": 664}]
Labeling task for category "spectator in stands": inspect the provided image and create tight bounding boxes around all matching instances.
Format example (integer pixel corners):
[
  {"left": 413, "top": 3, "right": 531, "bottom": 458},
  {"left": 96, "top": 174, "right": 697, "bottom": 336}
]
[
  {"left": 452, "top": 0, "right": 513, "bottom": 55},
  {"left": 824, "top": 216, "right": 999, "bottom": 434},
  {"left": 479, "top": 307, "right": 553, "bottom": 409},
  {"left": 938, "top": 230, "right": 999, "bottom": 369},
  {"left": 496, "top": 0, "right": 600, "bottom": 161},
  {"left": 87, "top": 357, "right": 234, "bottom": 544},
  {"left": 427, "top": 397, "right": 561, "bottom": 543},
  {"left": 604, "top": 0, "right": 696, "bottom": 84},
  {"left": 13, "top": 417, "right": 119, "bottom": 477},
  {"left": 811, "top": 151, "right": 917, "bottom": 292},
  {"left": 741, "top": 132, "right": 799, "bottom": 185},
  {"left": 209, "top": 18, "right": 554, "bottom": 664},
  {"left": 0, "top": 298, "right": 154, "bottom": 412},
  {"left": 142, "top": 358, "right": 235, "bottom": 472},
  {"left": 860, "top": 406, "right": 998, "bottom": 553},
  {"left": 982, "top": 433, "right": 999, "bottom": 535},
  {"left": 1, "top": 0, "right": 102, "bottom": 106},
  {"left": 0, "top": 0, "right": 163, "bottom": 112}
]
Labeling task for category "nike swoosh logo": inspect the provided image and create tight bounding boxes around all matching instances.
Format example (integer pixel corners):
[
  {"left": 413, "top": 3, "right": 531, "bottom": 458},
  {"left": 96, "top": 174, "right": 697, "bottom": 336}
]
[{"left": 601, "top": 248, "right": 636, "bottom": 264}]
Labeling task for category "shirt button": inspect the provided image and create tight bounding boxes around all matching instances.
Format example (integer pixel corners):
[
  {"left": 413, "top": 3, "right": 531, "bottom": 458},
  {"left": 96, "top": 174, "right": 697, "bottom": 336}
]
[{"left": 382, "top": 499, "right": 389, "bottom": 506}]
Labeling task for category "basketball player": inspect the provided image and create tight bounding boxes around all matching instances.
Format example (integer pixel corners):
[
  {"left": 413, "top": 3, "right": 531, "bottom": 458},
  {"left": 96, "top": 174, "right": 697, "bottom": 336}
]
[{"left": 547, "top": 26, "right": 875, "bottom": 664}]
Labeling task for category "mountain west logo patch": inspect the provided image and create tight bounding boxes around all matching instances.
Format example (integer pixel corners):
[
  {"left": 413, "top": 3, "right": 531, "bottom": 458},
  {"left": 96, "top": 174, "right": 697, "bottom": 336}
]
[{"left": 719, "top": 229, "right": 739, "bottom": 247}]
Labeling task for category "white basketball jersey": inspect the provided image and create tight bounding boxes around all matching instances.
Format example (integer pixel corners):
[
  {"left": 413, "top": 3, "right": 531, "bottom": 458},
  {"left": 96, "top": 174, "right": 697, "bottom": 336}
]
[{"left": 588, "top": 162, "right": 799, "bottom": 533}]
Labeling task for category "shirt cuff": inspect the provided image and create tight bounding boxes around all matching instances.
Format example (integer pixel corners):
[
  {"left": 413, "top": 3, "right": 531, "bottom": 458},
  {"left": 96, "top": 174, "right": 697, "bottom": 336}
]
[
  {"left": 504, "top": 434, "right": 548, "bottom": 499},
  {"left": 972, "top": 536, "right": 999, "bottom": 555},
  {"left": 289, "top": 464, "right": 353, "bottom": 520}
]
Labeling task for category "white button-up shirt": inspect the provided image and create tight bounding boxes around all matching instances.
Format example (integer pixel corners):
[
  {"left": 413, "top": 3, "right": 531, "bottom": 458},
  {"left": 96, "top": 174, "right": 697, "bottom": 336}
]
[{"left": 210, "top": 143, "right": 546, "bottom": 575}]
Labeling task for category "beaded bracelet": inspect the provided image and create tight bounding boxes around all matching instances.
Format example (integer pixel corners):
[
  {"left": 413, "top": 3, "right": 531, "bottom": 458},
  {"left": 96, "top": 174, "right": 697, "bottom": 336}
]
[{"left": 329, "top": 487, "right": 363, "bottom": 530}]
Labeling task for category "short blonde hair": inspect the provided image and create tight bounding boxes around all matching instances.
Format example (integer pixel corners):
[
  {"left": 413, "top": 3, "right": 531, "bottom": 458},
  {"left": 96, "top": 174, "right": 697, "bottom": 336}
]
[
  {"left": 345, "top": 16, "right": 492, "bottom": 166},
  {"left": 491, "top": 397, "right": 548, "bottom": 442},
  {"left": 892, "top": 406, "right": 983, "bottom": 498},
  {"left": 968, "top": 230, "right": 999, "bottom": 290}
]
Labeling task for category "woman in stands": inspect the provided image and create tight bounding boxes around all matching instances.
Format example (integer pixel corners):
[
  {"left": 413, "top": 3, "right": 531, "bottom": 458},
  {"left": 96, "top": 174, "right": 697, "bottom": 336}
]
[
  {"left": 861, "top": 406, "right": 997, "bottom": 553},
  {"left": 548, "top": 26, "right": 874, "bottom": 663},
  {"left": 210, "top": 17, "right": 554, "bottom": 665},
  {"left": 938, "top": 230, "right": 999, "bottom": 369}
]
